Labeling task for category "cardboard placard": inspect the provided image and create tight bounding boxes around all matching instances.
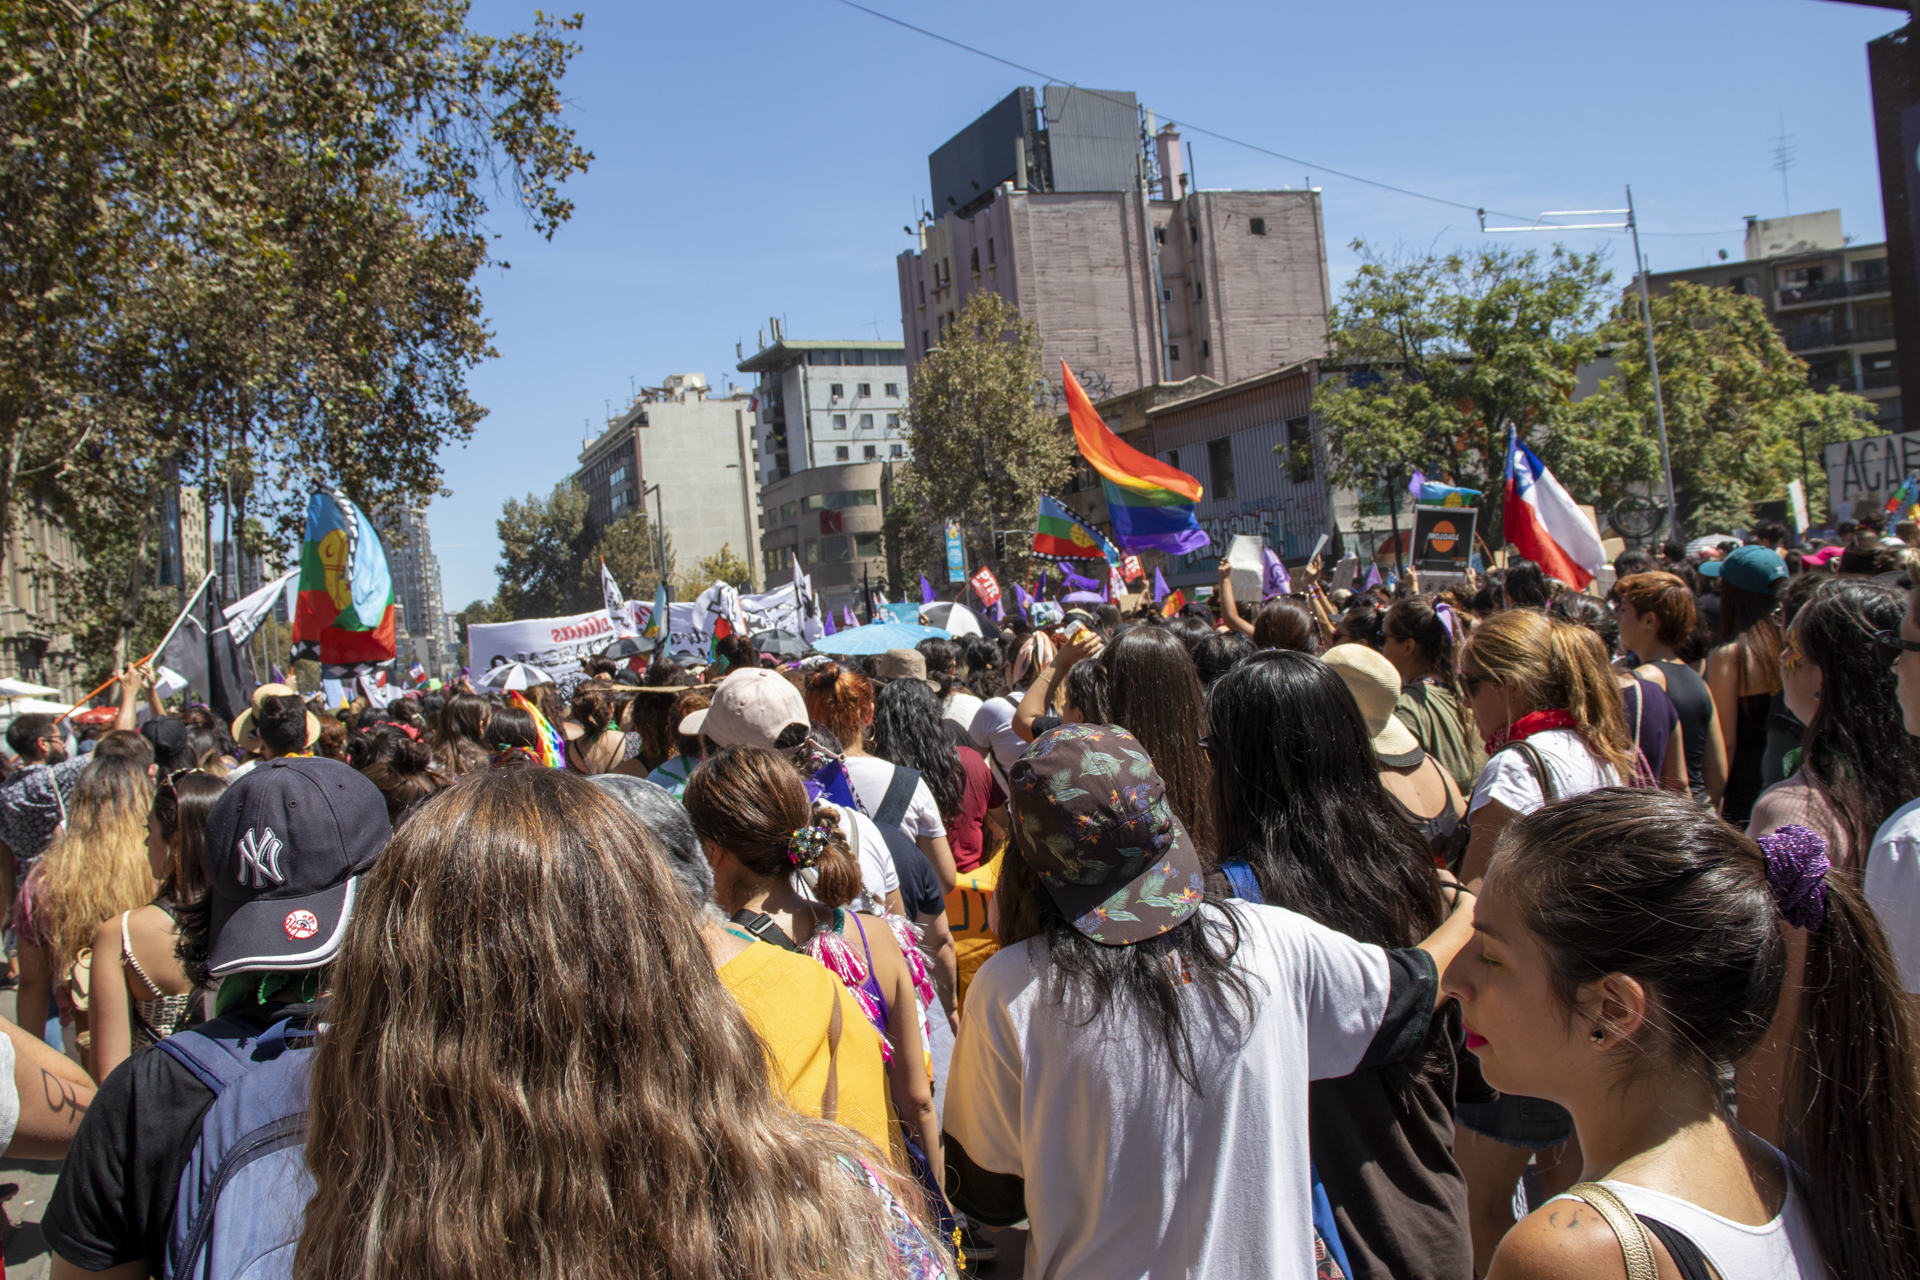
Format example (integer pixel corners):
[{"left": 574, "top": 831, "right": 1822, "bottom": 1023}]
[
  {"left": 1225, "top": 534, "right": 1265, "bottom": 604},
  {"left": 1411, "top": 506, "right": 1477, "bottom": 574}
]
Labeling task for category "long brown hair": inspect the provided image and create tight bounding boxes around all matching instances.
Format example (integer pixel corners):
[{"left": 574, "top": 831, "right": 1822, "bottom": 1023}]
[
  {"left": 432, "top": 692, "right": 491, "bottom": 776},
  {"left": 683, "top": 747, "right": 863, "bottom": 909},
  {"left": 1458, "top": 609, "right": 1634, "bottom": 779},
  {"left": 1105, "top": 627, "right": 1216, "bottom": 857},
  {"left": 1719, "top": 580, "right": 1784, "bottom": 698},
  {"left": 295, "top": 768, "right": 930, "bottom": 1280},
  {"left": 1498, "top": 788, "right": 1920, "bottom": 1280},
  {"left": 152, "top": 770, "right": 227, "bottom": 907}
]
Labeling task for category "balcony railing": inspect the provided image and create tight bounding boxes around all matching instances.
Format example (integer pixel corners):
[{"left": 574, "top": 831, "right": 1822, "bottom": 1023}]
[
  {"left": 1865, "top": 368, "right": 1901, "bottom": 390},
  {"left": 1810, "top": 373, "right": 1859, "bottom": 392},
  {"left": 1776, "top": 277, "right": 1892, "bottom": 308},
  {"left": 1783, "top": 323, "right": 1897, "bottom": 352}
]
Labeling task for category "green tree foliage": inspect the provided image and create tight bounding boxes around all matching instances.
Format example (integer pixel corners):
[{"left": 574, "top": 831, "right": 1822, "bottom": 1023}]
[
  {"left": 4, "top": 1, "right": 591, "bottom": 661},
  {"left": 677, "top": 543, "right": 753, "bottom": 598},
  {"left": 1312, "top": 243, "right": 1612, "bottom": 535},
  {"left": 1560, "top": 283, "right": 1874, "bottom": 532},
  {"left": 492, "top": 482, "right": 672, "bottom": 619},
  {"left": 886, "top": 291, "right": 1076, "bottom": 586}
]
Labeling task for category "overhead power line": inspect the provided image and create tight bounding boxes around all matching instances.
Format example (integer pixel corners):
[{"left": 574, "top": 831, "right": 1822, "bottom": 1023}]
[{"left": 831, "top": 0, "right": 1738, "bottom": 240}]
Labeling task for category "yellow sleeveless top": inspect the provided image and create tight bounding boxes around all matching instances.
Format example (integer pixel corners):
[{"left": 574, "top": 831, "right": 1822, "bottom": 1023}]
[{"left": 720, "top": 939, "right": 899, "bottom": 1163}]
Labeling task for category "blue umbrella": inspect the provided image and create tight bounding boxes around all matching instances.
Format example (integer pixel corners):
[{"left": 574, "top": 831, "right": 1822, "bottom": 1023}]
[{"left": 809, "top": 620, "right": 951, "bottom": 656}]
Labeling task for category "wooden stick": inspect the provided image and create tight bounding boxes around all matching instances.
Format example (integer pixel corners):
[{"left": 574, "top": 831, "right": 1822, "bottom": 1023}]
[{"left": 57, "top": 571, "right": 214, "bottom": 724}]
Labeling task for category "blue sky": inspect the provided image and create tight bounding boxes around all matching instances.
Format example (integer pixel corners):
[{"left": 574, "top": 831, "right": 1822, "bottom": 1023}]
[{"left": 436, "top": 0, "right": 1900, "bottom": 608}]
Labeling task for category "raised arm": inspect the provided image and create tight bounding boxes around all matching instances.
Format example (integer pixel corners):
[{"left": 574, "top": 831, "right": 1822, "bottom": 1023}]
[{"left": 1216, "top": 560, "right": 1255, "bottom": 636}]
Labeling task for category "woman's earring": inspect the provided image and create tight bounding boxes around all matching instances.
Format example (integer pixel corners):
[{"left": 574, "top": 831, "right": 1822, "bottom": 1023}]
[{"left": 1590, "top": 1028, "right": 1605, "bottom": 1043}]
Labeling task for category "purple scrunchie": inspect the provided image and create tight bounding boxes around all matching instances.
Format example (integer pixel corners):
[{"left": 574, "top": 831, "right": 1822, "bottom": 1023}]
[
  {"left": 1758, "top": 824, "right": 1831, "bottom": 932},
  {"left": 1433, "top": 600, "right": 1457, "bottom": 641}
]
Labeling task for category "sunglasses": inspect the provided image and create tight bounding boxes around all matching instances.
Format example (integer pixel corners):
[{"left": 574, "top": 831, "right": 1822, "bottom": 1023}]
[
  {"left": 1874, "top": 629, "right": 1920, "bottom": 656},
  {"left": 1459, "top": 670, "right": 1497, "bottom": 696}
]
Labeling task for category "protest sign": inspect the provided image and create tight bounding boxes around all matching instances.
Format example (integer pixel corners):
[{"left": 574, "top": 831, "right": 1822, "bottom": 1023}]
[{"left": 1412, "top": 506, "right": 1477, "bottom": 574}]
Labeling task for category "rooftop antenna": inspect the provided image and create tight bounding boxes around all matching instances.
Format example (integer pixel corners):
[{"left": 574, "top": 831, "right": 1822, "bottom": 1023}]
[{"left": 1770, "top": 111, "right": 1796, "bottom": 215}]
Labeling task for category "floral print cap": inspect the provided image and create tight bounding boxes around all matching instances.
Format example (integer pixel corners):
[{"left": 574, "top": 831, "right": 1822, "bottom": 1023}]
[{"left": 1007, "top": 723, "right": 1205, "bottom": 946}]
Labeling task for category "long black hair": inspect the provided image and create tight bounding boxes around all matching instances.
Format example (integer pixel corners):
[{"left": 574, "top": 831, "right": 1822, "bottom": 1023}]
[
  {"left": 867, "top": 678, "right": 963, "bottom": 821},
  {"left": 962, "top": 637, "right": 1008, "bottom": 701},
  {"left": 1206, "top": 650, "right": 1442, "bottom": 948},
  {"left": 1500, "top": 788, "right": 1920, "bottom": 1280},
  {"left": 1106, "top": 627, "right": 1215, "bottom": 858},
  {"left": 996, "top": 840, "right": 1255, "bottom": 1091},
  {"left": 1384, "top": 594, "right": 1458, "bottom": 689},
  {"left": 1792, "top": 579, "right": 1920, "bottom": 860}
]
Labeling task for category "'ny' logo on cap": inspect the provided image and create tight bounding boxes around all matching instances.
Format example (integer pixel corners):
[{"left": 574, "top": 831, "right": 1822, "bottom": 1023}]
[{"left": 238, "top": 826, "right": 286, "bottom": 887}]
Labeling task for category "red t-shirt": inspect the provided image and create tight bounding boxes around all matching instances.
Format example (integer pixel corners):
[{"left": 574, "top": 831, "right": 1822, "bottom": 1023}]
[{"left": 949, "top": 745, "right": 1006, "bottom": 874}]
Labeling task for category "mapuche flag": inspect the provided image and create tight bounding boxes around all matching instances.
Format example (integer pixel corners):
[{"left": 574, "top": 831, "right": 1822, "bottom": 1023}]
[
  {"left": 1034, "top": 494, "right": 1121, "bottom": 563},
  {"left": 1063, "top": 361, "right": 1211, "bottom": 555},
  {"left": 290, "top": 492, "right": 396, "bottom": 670}
]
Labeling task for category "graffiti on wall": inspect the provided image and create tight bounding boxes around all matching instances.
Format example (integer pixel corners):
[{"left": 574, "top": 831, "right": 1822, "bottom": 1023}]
[{"left": 1171, "top": 489, "right": 1329, "bottom": 578}]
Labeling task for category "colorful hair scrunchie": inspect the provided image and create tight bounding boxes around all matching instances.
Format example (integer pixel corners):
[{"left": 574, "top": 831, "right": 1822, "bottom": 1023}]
[
  {"left": 1433, "top": 600, "right": 1458, "bottom": 641},
  {"left": 787, "top": 823, "right": 831, "bottom": 869},
  {"left": 1758, "top": 823, "right": 1830, "bottom": 932}
]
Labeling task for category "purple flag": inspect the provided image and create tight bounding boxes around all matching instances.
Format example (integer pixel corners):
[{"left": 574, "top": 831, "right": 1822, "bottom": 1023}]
[
  {"left": 1012, "top": 582, "right": 1035, "bottom": 621},
  {"left": 822, "top": 609, "right": 837, "bottom": 636},
  {"left": 1261, "top": 547, "right": 1291, "bottom": 599},
  {"left": 1407, "top": 469, "right": 1426, "bottom": 500},
  {"left": 1060, "top": 563, "right": 1103, "bottom": 593},
  {"left": 842, "top": 604, "right": 857, "bottom": 628},
  {"left": 990, "top": 596, "right": 1005, "bottom": 621},
  {"left": 1152, "top": 567, "right": 1170, "bottom": 602},
  {"left": 919, "top": 573, "right": 935, "bottom": 604},
  {"left": 1363, "top": 562, "right": 1381, "bottom": 590}
]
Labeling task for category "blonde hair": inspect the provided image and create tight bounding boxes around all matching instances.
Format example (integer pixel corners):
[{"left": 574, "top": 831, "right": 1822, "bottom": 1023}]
[
  {"left": 39, "top": 756, "right": 156, "bottom": 975},
  {"left": 1459, "top": 609, "right": 1635, "bottom": 780}
]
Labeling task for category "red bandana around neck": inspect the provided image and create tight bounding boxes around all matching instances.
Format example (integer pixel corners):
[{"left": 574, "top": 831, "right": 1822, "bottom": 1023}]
[{"left": 1485, "top": 708, "right": 1579, "bottom": 754}]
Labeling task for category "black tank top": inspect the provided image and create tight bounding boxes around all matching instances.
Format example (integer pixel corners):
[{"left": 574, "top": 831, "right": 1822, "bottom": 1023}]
[{"left": 1650, "top": 661, "right": 1712, "bottom": 804}]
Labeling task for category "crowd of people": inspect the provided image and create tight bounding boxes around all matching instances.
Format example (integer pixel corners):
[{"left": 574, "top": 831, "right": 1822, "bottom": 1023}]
[{"left": 0, "top": 515, "right": 1914, "bottom": 1278}]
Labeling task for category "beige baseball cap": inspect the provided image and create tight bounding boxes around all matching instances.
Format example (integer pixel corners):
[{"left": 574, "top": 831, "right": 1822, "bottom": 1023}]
[
  {"left": 231, "top": 683, "right": 322, "bottom": 753},
  {"left": 1321, "top": 644, "right": 1424, "bottom": 767},
  {"left": 678, "top": 668, "right": 810, "bottom": 749}
]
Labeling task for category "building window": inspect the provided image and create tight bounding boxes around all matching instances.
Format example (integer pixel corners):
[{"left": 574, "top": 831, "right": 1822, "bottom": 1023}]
[
  {"left": 864, "top": 445, "right": 877, "bottom": 459},
  {"left": 1194, "top": 282, "right": 1203, "bottom": 300},
  {"left": 987, "top": 238, "right": 995, "bottom": 264},
  {"left": 805, "top": 540, "right": 820, "bottom": 564},
  {"left": 855, "top": 532, "right": 883, "bottom": 558},
  {"left": 922, "top": 330, "right": 930, "bottom": 352},
  {"left": 858, "top": 382, "right": 871, "bottom": 397},
  {"left": 1155, "top": 226, "right": 1167, "bottom": 244},
  {"left": 822, "top": 535, "right": 850, "bottom": 561},
  {"left": 1284, "top": 416, "right": 1314, "bottom": 483},
  {"left": 970, "top": 247, "right": 979, "bottom": 273},
  {"left": 860, "top": 413, "right": 874, "bottom": 428},
  {"left": 1190, "top": 222, "right": 1199, "bottom": 243},
  {"left": 1201, "top": 339, "right": 1210, "bottom": 359},
  {"left": 835, "top": 445, "right": 849, "bottom": 460},
  {"left": 890, "top": 444, "right": 903, "bottom": 457},
  {"left": 1162, "top": 288, "right": 1171, "bottom": 302},
  {"left": 802, "top": 490, "right": 879, "bottom": 511},
  {"left": 833, "top": 414, "right": 847, "bottom": 429},
  {"left": 1168, "top": 343, "right": 1180, "bottom": 362},
  {"left": 1209, "top": 438, "right": 1236, "bottom": 501},
  {"left": 608, "top": 465, "right": 626, "bottom": 486},
  {"left": 1250, "top": 217, "right": 1267, "bottom": 236},
  {"left": 886, "top": 413, "right": 900, "bottom": 428},
  {"left": 918, "top": 280, "right": 925, "bottom": 304},
  {"left": 885, "top": 383, "right": 900, "bottom": 397},
  {"left": 1166, "top": 449, "right": 1180, "bottom": 473},
  {"left": 782, "top": 500, "right": 798, "bottom": 520}
]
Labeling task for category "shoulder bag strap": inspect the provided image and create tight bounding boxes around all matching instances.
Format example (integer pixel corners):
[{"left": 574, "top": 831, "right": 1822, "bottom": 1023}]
[
  {"left": 1510, "top": 739, "right": 1559, "bottom": 804},
  {"left": 729, "top": 908, "right": 800, "bottom": 953},
  {"left": 1565, "top": 1183, "right": 1659, "bottom": 1280},
  {"left": 821, "top": 983, "right": 842, "bottom": 1123},
  {"left": 873, "top": 765, "right": 920, "bottom": 828},
  {"left": 1218, "top": 856, "right": 1266, "bottom": 905}
]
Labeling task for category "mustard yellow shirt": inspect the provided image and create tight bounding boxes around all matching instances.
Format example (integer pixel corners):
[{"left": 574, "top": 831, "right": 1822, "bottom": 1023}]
[{"left": 719, "top": 938, "right": 897, "bottom": 1161}]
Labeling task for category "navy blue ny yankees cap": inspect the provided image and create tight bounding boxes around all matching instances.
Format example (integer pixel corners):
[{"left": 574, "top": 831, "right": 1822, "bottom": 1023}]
[{"left": 202, "top": 756, "right": 392, "bottom": 977}]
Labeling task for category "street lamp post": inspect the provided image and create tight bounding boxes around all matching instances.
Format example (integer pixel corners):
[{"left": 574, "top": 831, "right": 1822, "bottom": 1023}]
[
  {"left": 644, "top": 482, "right": 670, "bottom": 605},
  {"left": 1480, "top": 186, "right": 1683, "bottom": 543}
]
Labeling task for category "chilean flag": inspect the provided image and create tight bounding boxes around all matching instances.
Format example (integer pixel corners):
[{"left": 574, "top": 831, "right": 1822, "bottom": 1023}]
[{"left": 1503, "top": 427, "right": 1607, "bottom": 589}]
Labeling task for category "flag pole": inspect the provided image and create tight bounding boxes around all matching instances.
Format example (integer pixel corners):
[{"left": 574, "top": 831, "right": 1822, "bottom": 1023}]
[{"left": 58, "top": 570, "right": 216, "bottom": 723}]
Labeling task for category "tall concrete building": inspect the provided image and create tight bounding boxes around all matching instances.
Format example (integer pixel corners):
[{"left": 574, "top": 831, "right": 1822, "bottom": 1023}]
[
  {"left": 898, "top": 88, "right": 1331, "bottom": 400},
  {"left": 738, "top": 335, "right": 908, "bottom": 610},
  {"left": 575, "top": 373, "right": 759, "bottom": 589},
  {"left": 1646, "top": 210, "right": 1898, "bottom": 434},
  {"left": 378, "top": 503, "right": 447, "bottom": 673}
]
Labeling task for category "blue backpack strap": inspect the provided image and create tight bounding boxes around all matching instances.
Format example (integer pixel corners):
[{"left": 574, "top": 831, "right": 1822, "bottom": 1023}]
[
  {"left": 156, "top": 1013, "right": 297, "bottom": 1097},
  {"left": 1310, "top": 1161, "right": 1355, "bottom": 1279},
  {"left": 1219, "top": 856, "right": 1265, "bottom": 906}
]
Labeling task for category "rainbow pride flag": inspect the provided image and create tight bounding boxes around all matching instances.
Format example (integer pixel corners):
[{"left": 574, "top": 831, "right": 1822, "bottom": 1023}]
[{"left": 1062, "top": 362, "right": 1211, "bottom": 555}]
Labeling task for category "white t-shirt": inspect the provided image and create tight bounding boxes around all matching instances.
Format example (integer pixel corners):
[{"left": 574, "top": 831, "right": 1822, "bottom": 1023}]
[
  {"left": 842, "top": 756, "right": 947, "bottom": 842},
  {"left": 1468, "top": 728, "right": 1620, "bottom": 816},
  {"left": 944, "top": 902, "right": 1396, "bottom": 1280},
  {"left": 1866, "top": 797, "right": 1920, "bottom": 992},
  {"left": 968, "top": 694, "right": 1026, "bottom": 778},
  {"left": 798, "top": 802, "right": 899, "bottom": 906},
  {"left": 0, "top": 1031, "right": 17, "bottom": 1154},
  {"left": 944, "top": 692, "right": 984, "bottom": 738}
]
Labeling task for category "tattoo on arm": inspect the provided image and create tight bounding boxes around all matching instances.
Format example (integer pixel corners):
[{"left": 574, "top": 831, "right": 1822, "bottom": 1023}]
[{"left": 40, "top": 1068, "right": 89, "bottom": 1122}]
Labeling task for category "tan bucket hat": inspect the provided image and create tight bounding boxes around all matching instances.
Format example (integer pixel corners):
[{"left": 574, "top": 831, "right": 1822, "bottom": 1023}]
[
  {"left": 1321, "top": 644, "right": 1424, "bottom": 768},
  {"left": 231, "top": 682, "right": 322, "bottom": 754}
]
